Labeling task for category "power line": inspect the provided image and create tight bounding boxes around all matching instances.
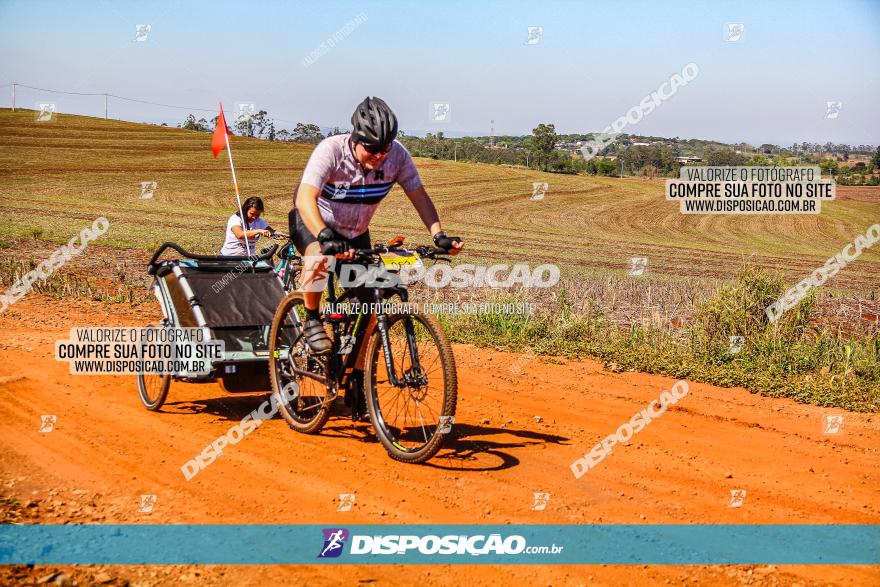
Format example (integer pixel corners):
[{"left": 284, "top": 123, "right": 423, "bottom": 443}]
[
  {"left": 106, "top": 94, "right": 216, "bottom": 113},
  {"left": 13, "top": 82, "right": 225, "bottom": 114},
  {"left": 14, "top": 82, "right": 106, "bottom": 97},
  {"left": 7, "top": 81, "right": 346, "bottom": 129}
]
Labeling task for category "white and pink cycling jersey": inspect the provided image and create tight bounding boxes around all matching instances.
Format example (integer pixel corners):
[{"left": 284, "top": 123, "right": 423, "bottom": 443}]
[{"left": 295, "top": 134, "right": 423, "bottom": 239}]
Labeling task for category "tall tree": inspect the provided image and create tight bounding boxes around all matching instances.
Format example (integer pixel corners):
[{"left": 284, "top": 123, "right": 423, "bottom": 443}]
[
  {"left": 250, "top": 110, "right": 270, "bottom": 138},
  {"left": 819, "top": 158, "right": 838, "bottom": 177},
  {"left": 291, "top": 123, "right": 325, "bottom": 144},
  {"left": 707, "top": 149, "right": 747, "bottom": 166},
  {"left": 531, "top": 123, "right": 558, "bottom": 171},
  {"left": 179, "top": 114, "right": 210, "bottom": 132}
]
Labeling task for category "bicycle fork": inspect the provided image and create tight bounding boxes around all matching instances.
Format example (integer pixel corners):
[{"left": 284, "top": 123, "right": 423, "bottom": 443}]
[{"left": 375, "top": 313, "right": 424, "bottom": 388}]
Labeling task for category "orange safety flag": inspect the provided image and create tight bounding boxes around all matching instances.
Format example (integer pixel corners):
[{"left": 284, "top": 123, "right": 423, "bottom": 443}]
[{"left": 211, "top": 103, "right": 230, "bottom": 158}]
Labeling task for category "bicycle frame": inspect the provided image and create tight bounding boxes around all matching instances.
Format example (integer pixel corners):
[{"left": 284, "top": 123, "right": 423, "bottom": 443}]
[
  {"left": 322, "top": 268, "right": 418, "bottom": 392},
  {"left": 276, "top": 236, "right": 447, "bottom": 406},
  {"left": 273, "top": 242, "right": 301, "bottom": 292},
  {"left": 268, "top": 238, "right": 456, "bottom": 462}
]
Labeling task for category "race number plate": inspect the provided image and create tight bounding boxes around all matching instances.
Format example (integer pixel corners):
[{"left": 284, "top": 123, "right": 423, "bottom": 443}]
[{"left": 380, "top": 251, "right": 423, "bottom": 269}]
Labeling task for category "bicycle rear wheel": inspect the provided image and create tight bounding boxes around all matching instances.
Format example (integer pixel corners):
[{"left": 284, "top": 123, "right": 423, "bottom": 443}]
[
  {"left": 364, "top": 310, "right": 457, "bottom": 463},
  {"left": 268, "top": 291, "right": 333, "bottom": 434}
]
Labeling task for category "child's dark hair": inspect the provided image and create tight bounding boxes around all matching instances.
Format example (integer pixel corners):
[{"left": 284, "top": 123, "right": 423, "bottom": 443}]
[{"left": 236, "top": 196, "right": 264, "bottom": 229}]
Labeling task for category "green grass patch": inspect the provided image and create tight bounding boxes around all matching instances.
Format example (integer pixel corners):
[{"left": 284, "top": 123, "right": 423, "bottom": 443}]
[
  {"left": 0, "top": 257, "right": 153, "bottom": 307},
  {"left": 439, "top": 268, "right": 880, "bottom": 412}
]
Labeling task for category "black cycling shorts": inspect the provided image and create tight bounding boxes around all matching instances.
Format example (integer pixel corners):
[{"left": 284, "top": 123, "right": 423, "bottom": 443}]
[
  {"left": 288, "top": 208, "right": 371, "bottom": 256},
  {"left": 288, "top": 208, "right": 375, "bottom": 305}
]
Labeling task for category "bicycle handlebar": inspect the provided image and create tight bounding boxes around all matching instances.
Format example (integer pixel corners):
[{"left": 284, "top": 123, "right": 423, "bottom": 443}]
[
  {"left": 340, "top": 241, "right": 450, "bottom": 263},
  {"left": 147, "top": 242, "right": 279, "bottom": 275}
]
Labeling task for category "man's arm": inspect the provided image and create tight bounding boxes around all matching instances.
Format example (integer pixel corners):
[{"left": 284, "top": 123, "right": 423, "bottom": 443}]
[
  {"left": 404, "top": 186, "right": 463, "bottom": 254},
  {"left": 404, "top": 185, "right": 441, "bottom": 236},
  {"left": 295, "top": 184, "right": 327, "bottom": 237},
  {"left": 295, "top": 137, "right": 338, "bottom": 241},
  {"left": 296, "top": 184, "right": 355, "bottom": 258}
]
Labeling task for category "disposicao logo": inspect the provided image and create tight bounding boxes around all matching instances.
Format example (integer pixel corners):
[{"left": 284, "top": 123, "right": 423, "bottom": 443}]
[{"left": 318, "top": 528, "right": 349, "bottom": 558}]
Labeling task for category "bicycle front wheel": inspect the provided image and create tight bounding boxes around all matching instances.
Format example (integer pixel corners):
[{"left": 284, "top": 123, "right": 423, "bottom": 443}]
[{"left": 364, "top": 310, "right": 457, "bottom": 463}]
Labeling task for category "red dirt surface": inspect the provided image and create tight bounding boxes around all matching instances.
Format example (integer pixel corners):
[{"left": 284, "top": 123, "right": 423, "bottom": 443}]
[{"left": 1, "top": 295, "right": 878, "bottom": 586}]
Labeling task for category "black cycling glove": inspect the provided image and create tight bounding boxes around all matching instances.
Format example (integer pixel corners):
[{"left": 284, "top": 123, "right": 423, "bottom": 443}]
[
  {"left": 432, "top": 231, "right": 461, "bottom": 252},
  {"left": 317, "top": 227, "right": 349, "bottom": 255}
]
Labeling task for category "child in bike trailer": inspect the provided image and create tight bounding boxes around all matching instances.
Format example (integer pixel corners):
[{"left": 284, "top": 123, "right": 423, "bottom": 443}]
[{"left": 289, "top": 97, "right": 463, "bottom": 409}]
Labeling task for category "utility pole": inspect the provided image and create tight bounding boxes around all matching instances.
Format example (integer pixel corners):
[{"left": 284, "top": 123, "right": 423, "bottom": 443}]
[
  {"left": 454, "top": 141, "right": 459, "bottom": 162},
  {"left": 11, "top": 82, "right": 15, "bottom": 111},
  {"left": 104, "top": 93, "right": 108, "bottom": 119},
  {"left": 489, "top": 119, "right": 495, "bottom": 147},
  {"left": 525, "top": 150, "right": 530, "bottom": 168}
]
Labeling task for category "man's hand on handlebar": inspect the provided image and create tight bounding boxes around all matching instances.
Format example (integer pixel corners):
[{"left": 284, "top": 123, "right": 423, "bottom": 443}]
[
  {"left": 433, "top": 231, "right": 464, "bottom": 255},
  {"left": 323, "top": 242, "right": 356, "bottom": 259},
  {"left": 317, "top": 227, "right": 355, "bottom": 259}
]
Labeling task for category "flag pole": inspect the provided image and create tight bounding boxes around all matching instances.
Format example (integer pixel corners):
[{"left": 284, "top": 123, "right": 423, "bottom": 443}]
[{"left": 219, "top": 103, "right": 251, "bottom": 257}]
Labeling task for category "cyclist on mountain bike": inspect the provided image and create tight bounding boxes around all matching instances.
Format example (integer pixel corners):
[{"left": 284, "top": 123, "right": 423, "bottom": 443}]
[{"left": 289, "top": 96, "right": 463, "bottom": 364}]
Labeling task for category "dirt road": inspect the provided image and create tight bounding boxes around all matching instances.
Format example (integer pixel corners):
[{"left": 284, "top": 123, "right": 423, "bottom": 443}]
[{"left": 1, "top": 295, "right": 877, "bottom": 586}]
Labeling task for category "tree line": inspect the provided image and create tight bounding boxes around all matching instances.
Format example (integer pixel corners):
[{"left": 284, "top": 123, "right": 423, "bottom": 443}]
[
  {"left": 178, "top": 113, "right": 879, "bottom": 183},
  {"left": 178, "top": 113, "right": 338, "bottom": 144}
]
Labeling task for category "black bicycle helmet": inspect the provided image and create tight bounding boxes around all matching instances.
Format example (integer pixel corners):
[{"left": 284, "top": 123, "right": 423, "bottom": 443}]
[{"left": 351, "top": 96, "right": 398, "bottom": 148}]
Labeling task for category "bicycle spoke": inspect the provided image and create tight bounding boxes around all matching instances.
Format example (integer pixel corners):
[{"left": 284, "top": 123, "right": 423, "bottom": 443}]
[
  {"left": 417, "top": 396, "right": 440, "bottom": 422},
  {"left": 366, "top": 308, "right": 454, "bottom": 462},
  {"left": 416, "top": 402, "right": 429, "bottom": 443},
  {"left": 270, "top": 296, "right": 331, "bottom": 430},
  {"left": 374, "top": 317, "right": 443, "bottom": 448}
]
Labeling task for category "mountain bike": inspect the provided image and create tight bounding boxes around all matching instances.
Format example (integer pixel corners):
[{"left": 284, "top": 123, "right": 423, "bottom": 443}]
[
  {"left": 267, "top": 232, "right": 302, "bottom": 292},
  {"left": 267, "top": 237, "right": 457, "bottom": 463}
]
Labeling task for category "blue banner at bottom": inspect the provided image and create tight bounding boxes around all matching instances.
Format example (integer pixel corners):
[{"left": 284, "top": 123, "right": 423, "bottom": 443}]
[{"left": 0, "top": 525, "right": 877, "bottom": 565}]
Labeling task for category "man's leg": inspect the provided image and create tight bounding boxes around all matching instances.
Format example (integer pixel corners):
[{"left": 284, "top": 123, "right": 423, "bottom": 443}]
[
  {"left": 290, "top": 209, "right": 332, "bottom": 355},
  {"left": 299, "top": 240, "right": 324, "bottom": 311},
  {"left": 341, "top": 233, "right": 374, "bottom": 420},
  {"left": 354, "top": 314, "right": 377, "bottom": 371},
  {"left": 343, "top": 229, "right": 375, "bottom": 372},
  {"left": 346, "top": 308, "right": 375, "bottom": 422}
]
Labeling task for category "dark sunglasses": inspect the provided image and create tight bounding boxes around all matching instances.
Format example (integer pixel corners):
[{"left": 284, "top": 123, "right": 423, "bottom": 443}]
[{"left": 361, "top": 142, "right": 393, "bottom": 156}]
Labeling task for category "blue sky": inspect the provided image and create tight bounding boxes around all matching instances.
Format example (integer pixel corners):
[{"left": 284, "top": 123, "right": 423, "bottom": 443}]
[{"left": 0, "top": 0, "right": 878, "bottom": 145}]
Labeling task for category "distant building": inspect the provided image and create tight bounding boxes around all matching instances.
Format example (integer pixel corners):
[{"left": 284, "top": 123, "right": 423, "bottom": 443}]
[{"left": 676, "top": 156, "right": 703, "bottom": 163}]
